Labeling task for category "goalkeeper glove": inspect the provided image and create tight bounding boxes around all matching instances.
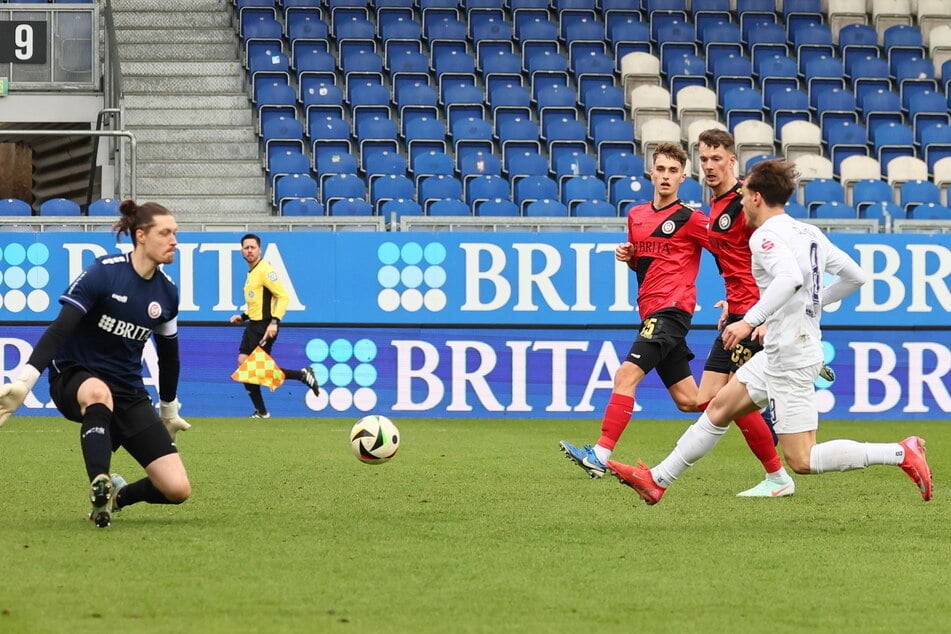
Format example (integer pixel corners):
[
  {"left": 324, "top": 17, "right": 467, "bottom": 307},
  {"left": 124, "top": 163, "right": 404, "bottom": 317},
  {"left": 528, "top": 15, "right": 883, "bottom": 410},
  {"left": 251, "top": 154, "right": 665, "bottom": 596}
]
[
  {"left": 0, "top": 365, "right": 41, "bottom": 427},
  {"left": 819, "top": 363, "right": 836, "bottom": 383},
  {"left": 159, "top": 397, "right": 191, "bottom": 440}
]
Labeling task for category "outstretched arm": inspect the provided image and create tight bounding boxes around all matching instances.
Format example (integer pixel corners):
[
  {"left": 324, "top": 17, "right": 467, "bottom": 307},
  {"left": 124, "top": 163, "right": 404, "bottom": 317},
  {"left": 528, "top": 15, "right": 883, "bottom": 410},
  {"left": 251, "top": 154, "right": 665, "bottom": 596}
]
[{"left": 0, "top": 304, "right": 84, "bottom": 426}]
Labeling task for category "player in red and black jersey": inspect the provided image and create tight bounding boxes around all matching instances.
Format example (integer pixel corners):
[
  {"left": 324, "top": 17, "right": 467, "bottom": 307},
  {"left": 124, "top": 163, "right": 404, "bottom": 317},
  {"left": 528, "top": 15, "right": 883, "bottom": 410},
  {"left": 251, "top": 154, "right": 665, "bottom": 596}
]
[
  {"left": 696, "top": 129, "right": 793, "bottom": 496},
  {"left": 560, "top": 143, "right": 709, "bottom": 477}
]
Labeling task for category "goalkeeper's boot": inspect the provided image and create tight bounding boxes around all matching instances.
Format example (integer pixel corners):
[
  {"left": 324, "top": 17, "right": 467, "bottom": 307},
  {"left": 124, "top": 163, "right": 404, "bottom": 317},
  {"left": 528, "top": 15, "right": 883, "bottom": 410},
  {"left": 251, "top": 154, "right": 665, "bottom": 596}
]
[
  {"left": 607, "top": 460, "right": 666, "bottom": 506},
  {"left": 301, "top": 367, "right": 321, "bottom": 397},
  {"left": 109, "top": 473, "right": 127, "bottom": 514},
  {"left": 88, "top": 473, "right": 115, "bottom": 528},
  {"left": 735, "top": 476, "right": 795, "bottom": 497},
  {"left": 250, "top": 411, "right": 271, "bottom": 419},
  {"left": 899, "top": 436, "right": 933, "bottom": 501},
  {"left": 559, "top": 440, "right": 606, "bottom": 478}
]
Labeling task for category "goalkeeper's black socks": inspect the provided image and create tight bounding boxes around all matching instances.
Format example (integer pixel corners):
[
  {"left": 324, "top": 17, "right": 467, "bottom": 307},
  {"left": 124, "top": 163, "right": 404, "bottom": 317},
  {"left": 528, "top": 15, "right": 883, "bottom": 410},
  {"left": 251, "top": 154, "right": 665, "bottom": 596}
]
[{"left": 80, "top": 403, "right": 113, "bottom": 481}]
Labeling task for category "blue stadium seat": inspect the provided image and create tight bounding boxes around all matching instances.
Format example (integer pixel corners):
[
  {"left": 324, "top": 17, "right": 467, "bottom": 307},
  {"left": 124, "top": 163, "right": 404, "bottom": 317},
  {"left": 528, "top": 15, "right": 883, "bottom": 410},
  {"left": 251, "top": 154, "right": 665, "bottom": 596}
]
[
  {"left": 418, "top": 174, "right": 464, "bottom": 212},
  {"left": 857, "top": 89, "right": 902, "bottom": 140},
  {"left": 782, "top": 0, "right": 823, "bottom": 40},
  {"left": 321, "top": 172, "right": 366, "bottom": 207},
  {"left": 573, "top": 198, "right": 617, "bottom": 217},
  {"left": 710, "top": 53, "right": 754, "bottom": 97},
  {"left": 899, "top": 180, "right": 942, "bottom": 214},
  {"left": 766, "top": 86, "right": 810, "bottom": 136},
  {"left": 747, "top": 23, "right": 788, "bottom": 67},
  {"left": 562, "top": 173, "right": 607, "bottom": 212},
  {"left": 427, "top": 197, "right": 471, "bottom": 216},
  {"left": 466, "top": 174, "right": 511, "bottom": 206},
  {"left": 412, "top": 150, "right": 455, "bottom": 186},
  {"left": 721, "top": 86, "right": 763, "bottom": 131},
  {"left": 330, "top": 197, "right": 374, "bottom": 215},
  {"left": 803, "top": 178, "right": 846, "bottom": 213},
  {"left": 883, "top": 25, "right": 925, "bottom": 75},
  {"left": 756, "top": 54, "right": 799, "bottom": 96},
  {"left": 459, "top": 150, "right": 503, "bottom": 185},
  {"left": 314, "top": 149, "right": 358, "bottom": 179},
  {"left": 918, "top": 123, "right": 951, "bottom": 172},
  {"left": 554, "top": 150, "right": 599, "bottom": 189},
  {"left": 908, "top": 202, "right": 951, "bottom": 220},
  {"left": 852, "top": 179, "right": 894, "bottom": 214},
  {"left": 476, "top": 198, "right": 521, "bottom": 216},
  {"left": 370, "top": 174, "right": 416, "bottom": 213},
  {"left": 274, "top": 173, "right": 318, "bottom": 211},
  {"left": 907, "top": 91, "right": 951, "bottom": 130},
  {"left": 365, "top": 150, "right": 408, "bottom": 182},
  {"left": 611, "top": 175, "right": 653, "bottom": 209},
  {"left": 281, "top": 197, "right": 325, "bottom": 216},
  {"left": 871, "top": 122, "right": 915, "bottom": 168},
  {"left": 380, "top": 198, "right": 423, "bottom": 220},
  {"left": 602, "top": 151, "right": 646, "bottom": 185},
  {"left": 804, "top": 56, "right": 847, "bottom": 108},
  {"left": 823, "top": 120, "right": 869, "bottom": 175},
  {"left": 813, "top": 201, "right": 857, "bottom": 219},
  {"left": 514, "top": 175, "right": 560, "bottom": 212},
  {"left": 87, "top": 198, "right": 120, "bottom": 217},
  {"left": 849, "top": 55, "right": 893, "bottom": 105},
  {"left": 524, "top": 198, "right": 569, "bottom": 216},
  {"left": 268, "top": 149, "right": 310, "bottom": 189},
  {"left": 404, "top": 116, "right": 448, "bottom": 164},
  {"left": 784, "top": 200, "right": 810, "bottom": 218},
  {"left": 816, "top": 88, "right": 858, "bottom": 127},
  {"left": 608, "top": 16, "right": 651, "bottom": 60}
]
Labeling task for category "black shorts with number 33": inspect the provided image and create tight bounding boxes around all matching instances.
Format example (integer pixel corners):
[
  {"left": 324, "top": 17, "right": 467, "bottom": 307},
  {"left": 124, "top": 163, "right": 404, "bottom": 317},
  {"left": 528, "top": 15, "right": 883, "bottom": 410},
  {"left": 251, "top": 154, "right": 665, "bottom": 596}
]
[{"left": 704, "top": 312, "right": 764, "bottom": 374}]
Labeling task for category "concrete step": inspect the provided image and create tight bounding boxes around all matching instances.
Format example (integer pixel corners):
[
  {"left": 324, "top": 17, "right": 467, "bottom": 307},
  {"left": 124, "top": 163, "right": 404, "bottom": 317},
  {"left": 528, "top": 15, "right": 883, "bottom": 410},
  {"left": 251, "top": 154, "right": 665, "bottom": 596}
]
[
  {"left": 137, "top": 142, "right": 260, "bottom": 161},
  {"left": 114, "top": 28, "right": 237, "bottom": 45},
  {"left": 123, "top": 107, "right": 253, "bottom": 127},
  {"left": 112, "top": 10, "right": 232, "bottom": 30},
  {"left": 125, "top": 94, "right": 250, "bottom": 110},
  {"left": 121, "top": 60, "right": 243, "bottom": 77},
  {"left": 138, "top": 195, "right": 275, "bottom": 216},
  {"left": 137, "top": 160, "right": 263, "bottom": 179},
  {"left": 123, "top": 74, "right": 246, "bottom": 93},
  {"left": 131, "top": 126, "right": 258, "bottom": 144},
  {"left": 137, "top": 175, "right": 266, "bottom": 196},
  {"left": 118, "top": 42, "right": 238, "bottom": 62}
]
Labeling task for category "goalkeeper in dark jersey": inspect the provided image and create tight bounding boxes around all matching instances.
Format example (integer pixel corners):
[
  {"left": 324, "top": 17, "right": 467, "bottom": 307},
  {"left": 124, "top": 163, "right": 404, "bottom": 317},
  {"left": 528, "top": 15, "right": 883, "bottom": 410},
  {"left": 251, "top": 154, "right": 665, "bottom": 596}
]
[
  {"left": 0, "top": 199, "right": 192, "bottom": 528},
  {"left": 230, "top": 233, "right": 320, "bottom": 418}
]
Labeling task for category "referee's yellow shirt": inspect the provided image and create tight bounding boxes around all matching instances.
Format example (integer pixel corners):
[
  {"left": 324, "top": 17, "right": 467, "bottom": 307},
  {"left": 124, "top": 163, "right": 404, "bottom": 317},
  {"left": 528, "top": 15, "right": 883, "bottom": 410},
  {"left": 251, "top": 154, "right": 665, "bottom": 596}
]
[{"left": 243, "top": 260, "right": 289, "bottom": 322}]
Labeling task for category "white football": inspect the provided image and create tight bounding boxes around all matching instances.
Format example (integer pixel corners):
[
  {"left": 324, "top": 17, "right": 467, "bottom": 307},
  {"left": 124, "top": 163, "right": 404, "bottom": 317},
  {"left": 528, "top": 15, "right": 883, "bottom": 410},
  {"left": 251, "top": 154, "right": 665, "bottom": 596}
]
[{"left": 350, "top": 415, "right": 400, "bottom": 464}]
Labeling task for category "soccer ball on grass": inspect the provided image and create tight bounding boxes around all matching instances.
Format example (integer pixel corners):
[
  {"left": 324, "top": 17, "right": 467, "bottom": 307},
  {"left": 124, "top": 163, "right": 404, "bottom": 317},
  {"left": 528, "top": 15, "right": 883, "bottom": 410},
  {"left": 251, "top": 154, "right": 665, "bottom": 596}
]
[{"left": 349, "top": 415, "right": 400, "bottom": 464}]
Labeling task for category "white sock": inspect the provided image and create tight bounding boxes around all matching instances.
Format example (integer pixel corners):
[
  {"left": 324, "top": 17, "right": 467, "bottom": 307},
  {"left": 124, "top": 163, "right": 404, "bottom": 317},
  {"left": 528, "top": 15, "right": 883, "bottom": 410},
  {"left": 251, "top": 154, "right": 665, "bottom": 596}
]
[
  {"left": 767, "top": 467, "right": 791, "bottom": 482},
  {"left": 809, "top": 440, "right": 904, "bottom": 474},
  {"left": 652, "top": 413, "right": 728, "bottom": 488},
  {"left": 593, "top": 444, "right": 611, "bottom": 464}
]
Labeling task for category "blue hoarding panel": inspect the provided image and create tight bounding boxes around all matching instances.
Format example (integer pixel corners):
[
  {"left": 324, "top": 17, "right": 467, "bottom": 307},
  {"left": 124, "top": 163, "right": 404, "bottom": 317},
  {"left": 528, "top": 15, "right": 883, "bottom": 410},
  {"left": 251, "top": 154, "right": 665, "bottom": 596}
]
[
  {"left": 2, "top": 326, "right": 948, "bottom": 420},
  {"left": 0, "top": 232, "right": 948, "bottom": 327}
]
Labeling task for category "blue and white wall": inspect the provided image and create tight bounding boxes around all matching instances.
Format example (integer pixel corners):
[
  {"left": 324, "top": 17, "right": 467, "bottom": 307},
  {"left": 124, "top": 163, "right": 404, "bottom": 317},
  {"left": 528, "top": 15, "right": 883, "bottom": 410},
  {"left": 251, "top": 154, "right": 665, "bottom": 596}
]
[{"left": 1, "top": 232, "right": 948, "bottom": 419}]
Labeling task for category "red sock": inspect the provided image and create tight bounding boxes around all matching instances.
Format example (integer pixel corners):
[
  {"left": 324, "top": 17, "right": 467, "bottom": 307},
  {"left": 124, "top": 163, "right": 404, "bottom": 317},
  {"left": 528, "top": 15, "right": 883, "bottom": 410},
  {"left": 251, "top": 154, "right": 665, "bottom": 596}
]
[
  {"left": 698, "top": 400, "right": 710, "bottom": 411},
  {"left": 596, "top": 393, "right": 635, "bottom": 450},
  {"left": 735, "top": 411, "right": 783, "bottom": 473}
]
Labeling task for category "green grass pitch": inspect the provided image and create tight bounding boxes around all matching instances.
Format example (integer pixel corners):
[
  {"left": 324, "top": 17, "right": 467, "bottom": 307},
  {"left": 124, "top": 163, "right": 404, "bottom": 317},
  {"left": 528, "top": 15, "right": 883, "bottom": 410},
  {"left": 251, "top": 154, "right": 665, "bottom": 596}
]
[{"left": 1, "top": 417, "right": 947, "bottom": 633}]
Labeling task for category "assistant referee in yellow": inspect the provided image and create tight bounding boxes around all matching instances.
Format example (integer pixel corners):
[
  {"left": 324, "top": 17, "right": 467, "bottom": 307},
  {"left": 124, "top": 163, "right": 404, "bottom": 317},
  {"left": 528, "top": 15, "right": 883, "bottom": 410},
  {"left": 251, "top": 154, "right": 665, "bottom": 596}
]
[{"left": 230, "top": 233, "right": 320, "bottom": 417}]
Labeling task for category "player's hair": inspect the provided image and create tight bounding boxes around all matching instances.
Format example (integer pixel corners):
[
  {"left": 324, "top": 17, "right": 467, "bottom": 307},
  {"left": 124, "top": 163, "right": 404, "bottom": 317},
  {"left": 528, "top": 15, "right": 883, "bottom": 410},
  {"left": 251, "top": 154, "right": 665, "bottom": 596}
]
[
  {"left": 241, "top": 233, "right": 261, "bottom": 246},
  {"left": 698, "top": 129, "right": 735, "bottom": 154},
  {"left": 652, "top": 142, "right": 687, "bottom": 168},
  {"left": 114, "top": 199, "right": 172, "bottom": 242},
  {"left": 744, "top": 159, "right": 797, "bottom": 207}
]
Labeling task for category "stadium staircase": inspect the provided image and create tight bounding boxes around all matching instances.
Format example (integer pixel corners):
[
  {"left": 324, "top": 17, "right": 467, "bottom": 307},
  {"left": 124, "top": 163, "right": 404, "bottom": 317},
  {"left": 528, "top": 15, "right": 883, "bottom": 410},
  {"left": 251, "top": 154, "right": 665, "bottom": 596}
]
[{"left": 111, "top": 0, "right": 270, "bottom": 218}]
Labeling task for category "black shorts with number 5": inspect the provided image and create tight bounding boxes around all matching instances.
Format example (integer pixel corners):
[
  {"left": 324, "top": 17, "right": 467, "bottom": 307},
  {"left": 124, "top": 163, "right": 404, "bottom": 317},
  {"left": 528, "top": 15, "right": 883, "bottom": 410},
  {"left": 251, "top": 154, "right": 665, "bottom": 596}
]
[
  {"left": 704, "top": 312, "right": 764, "bottom": 374},
  {"left": 625, "top": 308, "right": 695, "bottom": 388}
]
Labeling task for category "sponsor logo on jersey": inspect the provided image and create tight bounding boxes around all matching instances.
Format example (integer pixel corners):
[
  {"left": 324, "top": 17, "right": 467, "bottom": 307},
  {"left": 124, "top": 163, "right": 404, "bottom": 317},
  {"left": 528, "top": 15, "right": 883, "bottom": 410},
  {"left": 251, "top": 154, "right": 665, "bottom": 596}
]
[
  {"left": 761, "top": 239, "right": 774, "bottom": 251},
  {"left": 111, "top": 294, "right": 128, "bottom": 303}
]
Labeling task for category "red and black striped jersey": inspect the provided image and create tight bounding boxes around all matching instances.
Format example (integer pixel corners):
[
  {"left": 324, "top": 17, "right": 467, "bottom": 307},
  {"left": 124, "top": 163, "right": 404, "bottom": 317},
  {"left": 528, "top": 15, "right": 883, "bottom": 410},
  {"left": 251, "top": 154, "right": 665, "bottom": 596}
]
[
  {"left": 625, "top": 199, "right": 710, "bottom": 320},
  {"left": 706, "top": 182, "right": 759, "bottom": 314}
]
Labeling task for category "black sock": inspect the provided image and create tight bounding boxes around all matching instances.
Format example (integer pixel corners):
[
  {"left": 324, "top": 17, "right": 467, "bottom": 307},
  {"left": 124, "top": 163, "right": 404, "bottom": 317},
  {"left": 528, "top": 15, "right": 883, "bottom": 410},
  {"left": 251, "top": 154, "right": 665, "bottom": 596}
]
[
  {"left": 244, "top": 383, "right": 267, "bottom": 413},
  {"left": 80, "top": 403, "right": 113, "bottom": 481},
  {"left": 115, "top": 477, "right": 181, "bottom": 508},
  {"left": 283, "top": 368, "right": 303, "bottom": 381}
]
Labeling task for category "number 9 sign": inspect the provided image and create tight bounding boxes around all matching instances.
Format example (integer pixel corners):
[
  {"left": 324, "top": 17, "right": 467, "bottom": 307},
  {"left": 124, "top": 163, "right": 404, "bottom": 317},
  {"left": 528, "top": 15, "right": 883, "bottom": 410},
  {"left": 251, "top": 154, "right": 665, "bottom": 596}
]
[{"left": 0, "top": 21, "right": 48, "bottom": 65}]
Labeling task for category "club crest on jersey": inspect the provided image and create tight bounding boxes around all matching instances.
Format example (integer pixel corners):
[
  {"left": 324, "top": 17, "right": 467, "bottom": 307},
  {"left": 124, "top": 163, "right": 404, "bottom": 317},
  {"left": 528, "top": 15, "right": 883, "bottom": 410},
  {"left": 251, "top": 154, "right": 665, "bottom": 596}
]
[
  {"left": 148, "top": 301, "right": 162, "bottom": 319},
  {"left": 661, "top": 220, "right": 676, "bottom": 234},
  {"left": 268, "top": 272, "right": 278, "bottom": 282},
  {"left": 718, "top": 214, "right": 732, "bottom": 230}
]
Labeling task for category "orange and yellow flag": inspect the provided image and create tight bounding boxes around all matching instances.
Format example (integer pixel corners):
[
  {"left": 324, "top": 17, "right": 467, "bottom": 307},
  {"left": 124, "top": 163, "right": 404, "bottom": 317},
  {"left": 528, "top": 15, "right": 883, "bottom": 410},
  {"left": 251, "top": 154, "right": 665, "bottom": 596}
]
[{"left": 231, "top": 346, "right": 286, "bottom": 392}]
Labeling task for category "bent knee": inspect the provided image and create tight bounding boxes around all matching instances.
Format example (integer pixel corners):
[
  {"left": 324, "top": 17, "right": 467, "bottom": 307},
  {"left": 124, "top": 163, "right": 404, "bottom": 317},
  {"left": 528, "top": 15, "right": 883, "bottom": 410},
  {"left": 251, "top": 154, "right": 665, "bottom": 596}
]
[
  {"left": 786, "top": 456, "right": 812, "bottom": 475},
  {"left": 675, "top": 400, "right": 700, "bottom": 413},
  {"left": 163, "top": 480, "right": 191, "bottom": 504}
]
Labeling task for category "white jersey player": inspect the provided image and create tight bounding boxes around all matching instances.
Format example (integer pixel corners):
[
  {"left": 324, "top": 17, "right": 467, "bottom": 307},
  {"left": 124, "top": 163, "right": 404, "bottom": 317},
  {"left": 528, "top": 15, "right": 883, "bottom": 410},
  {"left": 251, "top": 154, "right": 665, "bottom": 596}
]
[{"left": 606, "top": 159, "right": 933, "bottom": 505}]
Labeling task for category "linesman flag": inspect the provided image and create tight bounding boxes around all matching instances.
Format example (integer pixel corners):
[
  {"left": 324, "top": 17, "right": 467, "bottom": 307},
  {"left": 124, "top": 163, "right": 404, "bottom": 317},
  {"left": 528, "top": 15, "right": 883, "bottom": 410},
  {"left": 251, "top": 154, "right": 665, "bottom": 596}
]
[{"left": 231, "top": 344, "right": 285, "bottom": 391}]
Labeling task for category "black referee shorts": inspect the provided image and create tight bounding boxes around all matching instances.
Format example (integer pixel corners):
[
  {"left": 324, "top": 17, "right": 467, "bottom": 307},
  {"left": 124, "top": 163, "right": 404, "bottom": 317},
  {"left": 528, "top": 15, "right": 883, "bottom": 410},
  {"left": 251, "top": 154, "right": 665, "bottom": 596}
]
[{"left": 239, "top": 320, "right": 278, "bottom": 355}]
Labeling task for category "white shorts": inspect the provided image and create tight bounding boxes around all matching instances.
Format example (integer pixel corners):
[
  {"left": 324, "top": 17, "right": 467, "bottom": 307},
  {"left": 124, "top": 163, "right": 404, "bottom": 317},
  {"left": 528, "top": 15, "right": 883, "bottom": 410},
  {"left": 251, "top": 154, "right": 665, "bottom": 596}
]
[{"left": 734, "top": 352, "right": 821, "bottom": 435}]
